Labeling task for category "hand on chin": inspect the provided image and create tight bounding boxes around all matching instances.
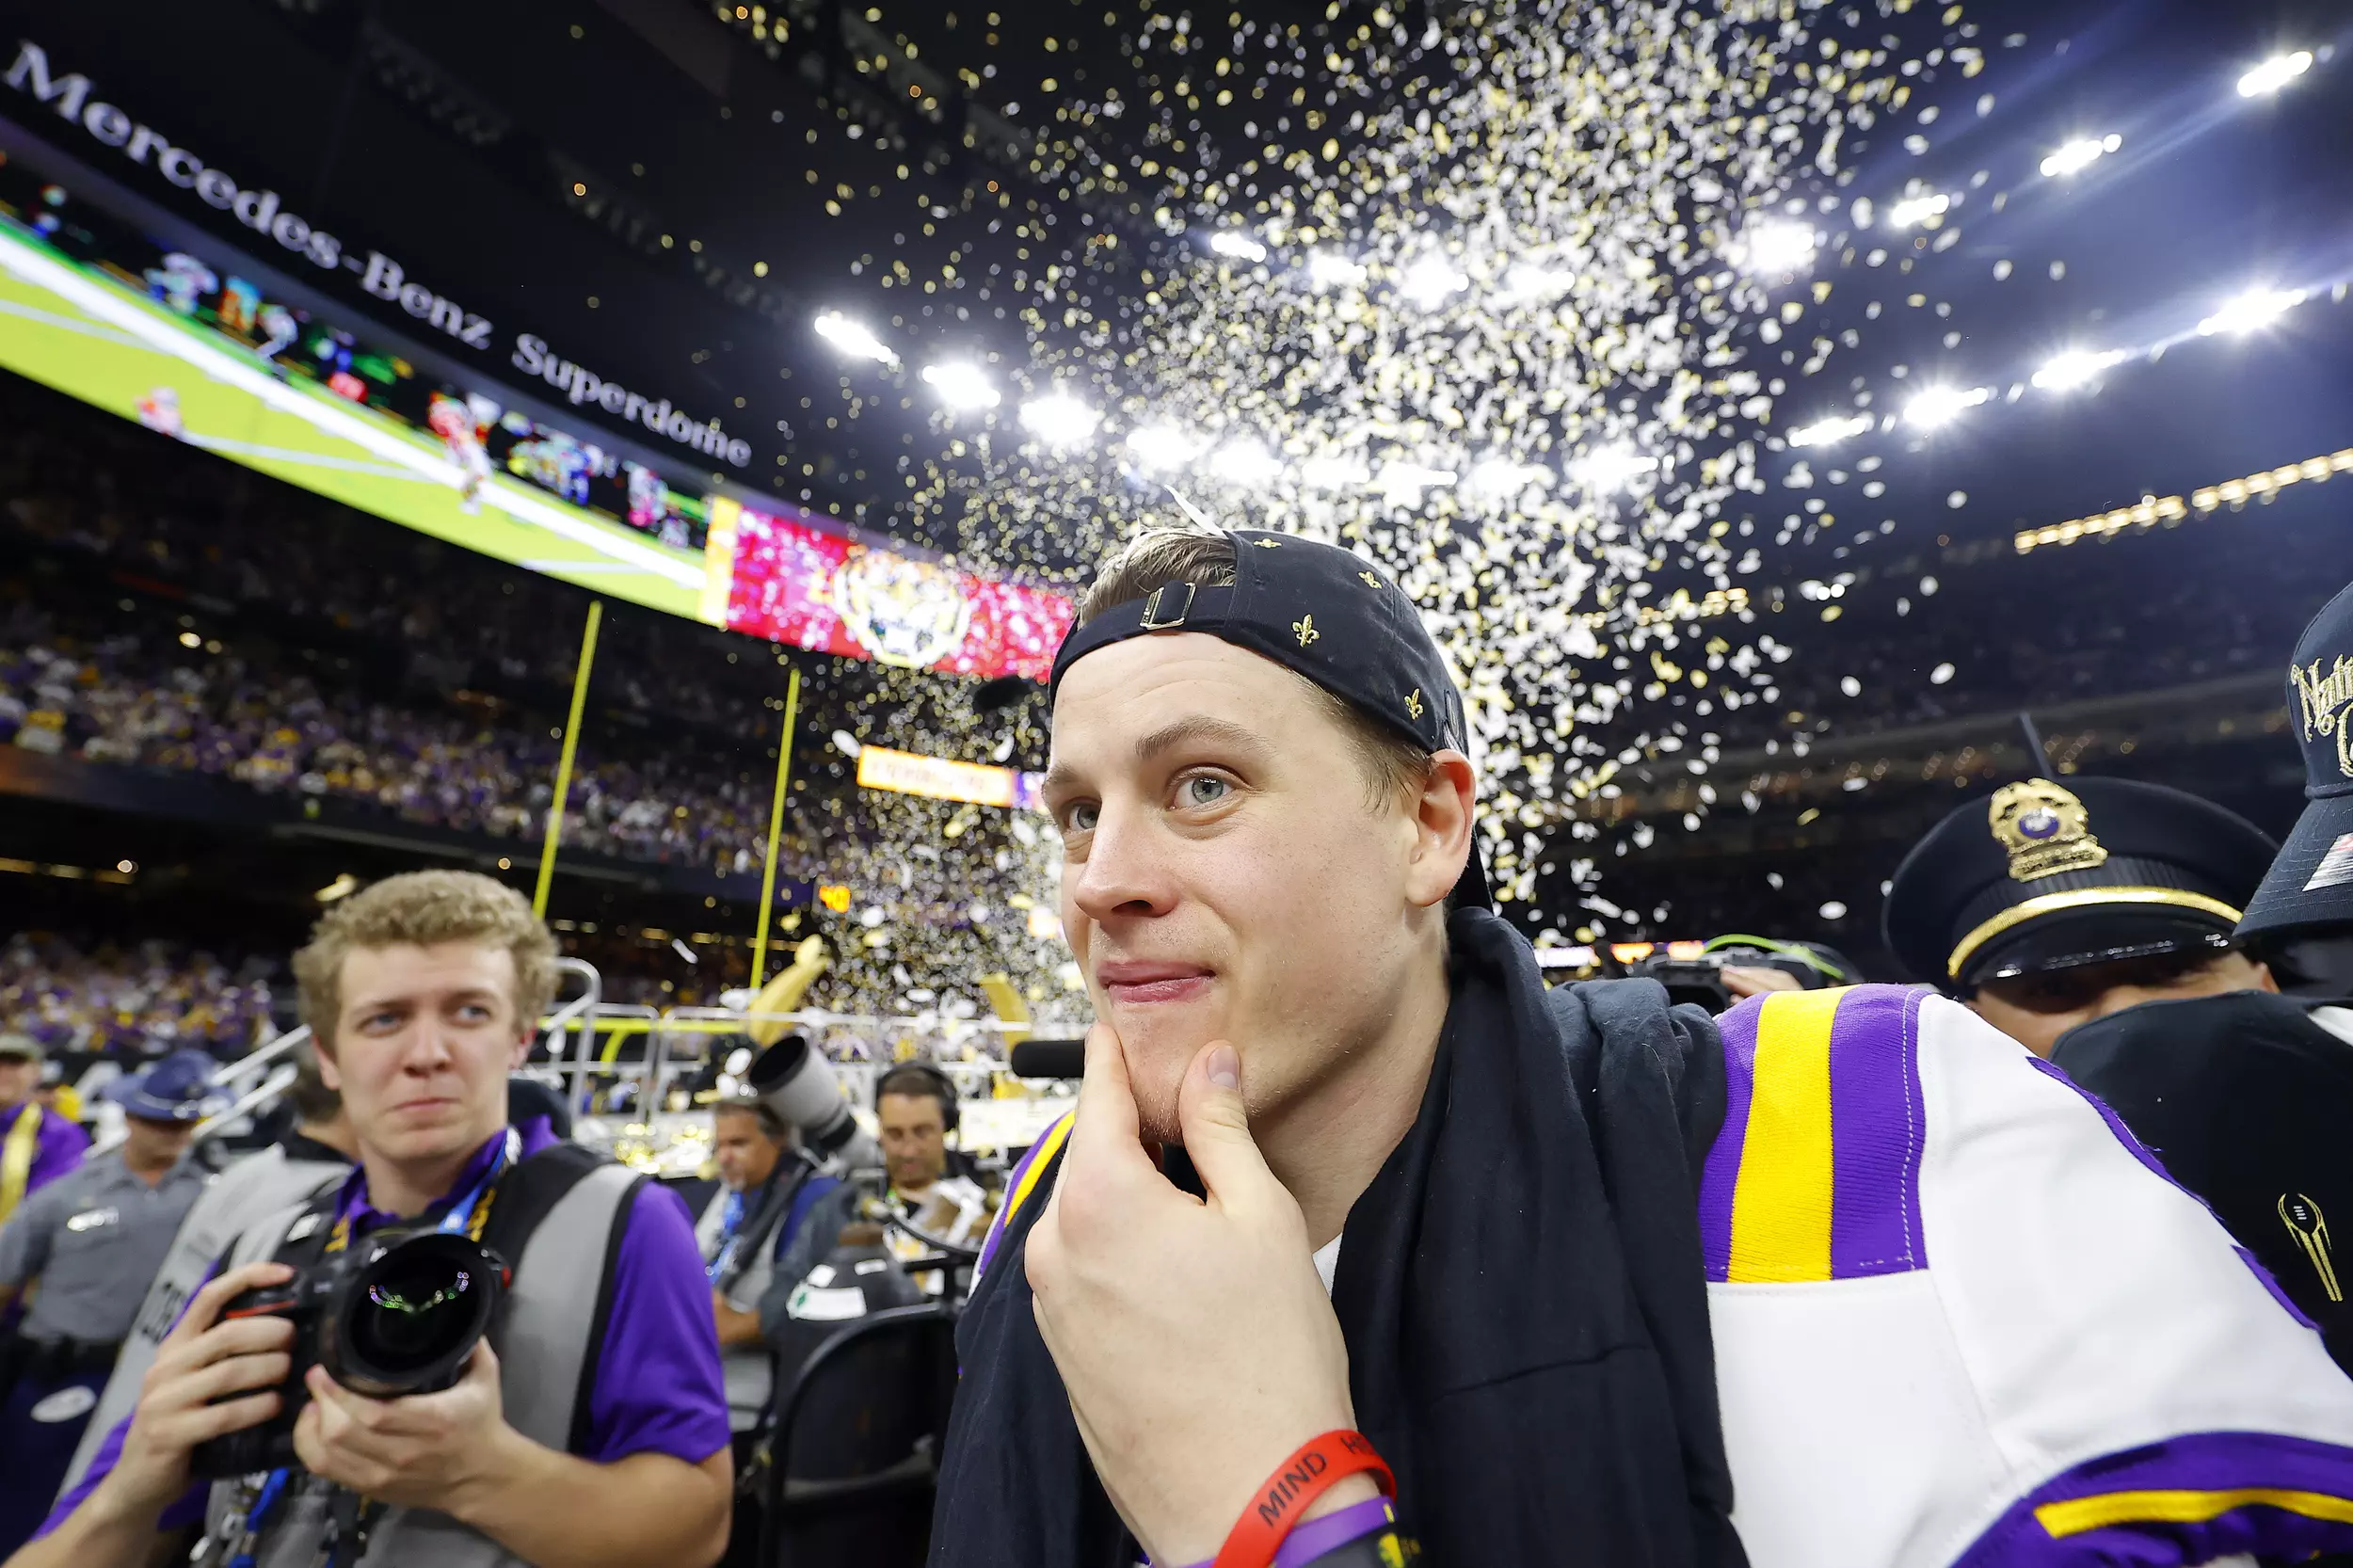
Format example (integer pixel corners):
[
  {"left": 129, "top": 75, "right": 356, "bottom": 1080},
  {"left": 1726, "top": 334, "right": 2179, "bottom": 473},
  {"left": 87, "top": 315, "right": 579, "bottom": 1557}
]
[{"left": 1112, "top": 1018, "right": 1214, "bottom": 1148}]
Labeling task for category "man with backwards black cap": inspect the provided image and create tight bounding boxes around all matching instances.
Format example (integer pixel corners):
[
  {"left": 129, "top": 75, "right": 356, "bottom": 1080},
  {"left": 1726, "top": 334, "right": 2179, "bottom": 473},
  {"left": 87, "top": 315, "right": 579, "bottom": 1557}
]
[
  {"left": 1882, "top": 776, "right": 2282, "bottom": 1059},
  {"left": 931, "top": 526, "right": 2353, "bottom": 1568}
]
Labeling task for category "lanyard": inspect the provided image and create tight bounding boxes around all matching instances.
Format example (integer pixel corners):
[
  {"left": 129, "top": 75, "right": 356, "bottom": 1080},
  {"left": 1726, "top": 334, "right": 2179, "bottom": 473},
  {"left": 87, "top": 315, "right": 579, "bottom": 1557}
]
[
  {"left": 706, "top": 1188, "right": 748, "bottom": 1284},
  {"left": 325, "top": 1127, "right": 520, "bottom": 1256}
]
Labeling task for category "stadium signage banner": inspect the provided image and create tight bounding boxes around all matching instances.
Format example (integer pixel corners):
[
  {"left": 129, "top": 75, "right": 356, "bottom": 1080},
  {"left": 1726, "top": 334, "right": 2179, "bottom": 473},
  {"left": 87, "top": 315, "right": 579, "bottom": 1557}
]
[
  {"left": 4, "top": 38, "right": 751, "bottom": 471},
  {"left": 855, "top": 745, "right": 1045, "bottom": 812}
]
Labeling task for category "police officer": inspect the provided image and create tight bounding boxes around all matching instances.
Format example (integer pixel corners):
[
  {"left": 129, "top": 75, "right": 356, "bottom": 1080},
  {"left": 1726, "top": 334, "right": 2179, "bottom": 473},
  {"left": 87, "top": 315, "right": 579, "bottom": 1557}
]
[
  {"left": 1882, "top": 774, "right": 2281, "bottom": 1057},
  {"left": 0, "top": 1035, "right": 88, "bottom": 1226},
  {"left": 2046, "top": 577, "right": 2353, "bottom": 1376},
  {"left": 0, "top": 1048, "right": 215, "bottom": 1556}
]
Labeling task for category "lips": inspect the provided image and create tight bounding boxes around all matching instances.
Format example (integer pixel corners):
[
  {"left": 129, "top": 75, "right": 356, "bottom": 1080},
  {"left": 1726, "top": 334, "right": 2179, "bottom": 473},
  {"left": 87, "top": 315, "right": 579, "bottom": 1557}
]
[
  {"left": 389, "top": 1097, "right": 458, "bottom": 1118},
  {"left": 1096, "top": 960, "right": 1214, "bottom": 1006}
]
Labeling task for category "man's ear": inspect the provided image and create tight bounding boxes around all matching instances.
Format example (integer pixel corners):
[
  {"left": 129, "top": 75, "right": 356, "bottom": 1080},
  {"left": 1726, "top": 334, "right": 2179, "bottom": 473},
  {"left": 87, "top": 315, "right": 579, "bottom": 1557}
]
[
  {"left": 507, "top": 1025, "right": 533, "bottom": 1072},
  {"left": 312, "top": 1037, "right": 342, "bottom": 1093},
  {"left": 1405, "top": 749, "right": 1478, "bottom": 910},
  {"left": 2252, "top": 959, "right": 2282, "bottom": 995}
]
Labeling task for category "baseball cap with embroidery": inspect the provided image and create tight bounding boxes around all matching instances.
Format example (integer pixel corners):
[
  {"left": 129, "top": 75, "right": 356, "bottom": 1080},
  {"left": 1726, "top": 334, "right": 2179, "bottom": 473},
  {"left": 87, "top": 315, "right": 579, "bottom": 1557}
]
[
  {"left": 2242, "top": 580, "right": 2353, "bottom": 939},
  {"left": 1049, "top": 528, "right": 1491, "bottom": 906}
]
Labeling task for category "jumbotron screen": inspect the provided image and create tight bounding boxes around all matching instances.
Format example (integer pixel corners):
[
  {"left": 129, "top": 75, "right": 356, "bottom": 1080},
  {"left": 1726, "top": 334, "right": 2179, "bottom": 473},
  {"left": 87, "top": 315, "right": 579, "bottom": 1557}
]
[{"left": 0, "top": 118, "right": 1072, "bottom": 682}]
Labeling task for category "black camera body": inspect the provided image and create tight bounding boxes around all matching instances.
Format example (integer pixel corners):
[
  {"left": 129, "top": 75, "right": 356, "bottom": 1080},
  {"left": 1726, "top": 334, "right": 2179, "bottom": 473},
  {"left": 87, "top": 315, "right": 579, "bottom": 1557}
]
[
  {"left": 190, "top": 1230, "right": 508, "bottom": 1479},
  {"left": 1627, "top": 939, "right": 1854, "bottom": 1014}
]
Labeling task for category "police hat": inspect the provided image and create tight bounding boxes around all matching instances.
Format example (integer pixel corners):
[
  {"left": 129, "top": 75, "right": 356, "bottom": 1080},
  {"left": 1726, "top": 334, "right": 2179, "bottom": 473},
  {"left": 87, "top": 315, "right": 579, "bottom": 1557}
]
[
  {"left": 101, "top": 1048, "right": 222, "bottom": 1123},
  {"left": 1052, "top": 528, "right": 1490, "bottom": 904},
  {"left": 2240, "top": 580, "right": 2353, "bottom": 940},
  {"left": 1883, "top": 776, "right": 2276, "bottom": 990}
]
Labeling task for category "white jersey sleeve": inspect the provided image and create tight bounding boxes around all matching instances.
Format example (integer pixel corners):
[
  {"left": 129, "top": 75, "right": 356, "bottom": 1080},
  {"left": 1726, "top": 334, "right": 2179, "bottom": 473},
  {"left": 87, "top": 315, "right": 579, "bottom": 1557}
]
[{"left": 1701, "top": 984, "right": 2353, "bottom": 1568}]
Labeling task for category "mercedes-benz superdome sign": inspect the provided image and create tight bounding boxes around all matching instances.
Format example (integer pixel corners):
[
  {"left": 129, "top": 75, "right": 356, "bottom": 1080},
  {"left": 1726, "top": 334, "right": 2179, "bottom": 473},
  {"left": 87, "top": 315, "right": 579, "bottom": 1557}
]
[{"left": 0, "top": 35, "right": 1072, "bottom": 682}]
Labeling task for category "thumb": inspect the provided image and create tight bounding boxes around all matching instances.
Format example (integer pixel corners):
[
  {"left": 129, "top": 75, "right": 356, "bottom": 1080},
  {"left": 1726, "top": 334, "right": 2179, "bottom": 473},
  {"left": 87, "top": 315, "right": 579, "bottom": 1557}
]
[
  {"left": 465, "top": 1335, "right": 501, "bottom": 1389},
  {"left": 1176, "top": 1042, "right": 1276, "bottom": 1208}
]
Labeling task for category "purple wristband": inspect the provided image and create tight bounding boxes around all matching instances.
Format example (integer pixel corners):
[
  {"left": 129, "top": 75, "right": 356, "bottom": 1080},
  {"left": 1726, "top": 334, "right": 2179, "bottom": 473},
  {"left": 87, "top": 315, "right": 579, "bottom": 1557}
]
[
  {"left": 1274, "top": 1497, "right": 1398, "bottom": 1568},
  {"left": 1166, "top": 1496, "right": 1397, "bottom": 1568}
]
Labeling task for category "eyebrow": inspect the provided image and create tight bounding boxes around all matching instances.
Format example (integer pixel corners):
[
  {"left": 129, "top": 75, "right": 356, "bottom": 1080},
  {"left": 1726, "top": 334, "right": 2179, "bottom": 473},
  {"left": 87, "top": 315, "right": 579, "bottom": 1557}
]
[{"left": 1042, "top": 714, "right": 1274, "bottom": 799}]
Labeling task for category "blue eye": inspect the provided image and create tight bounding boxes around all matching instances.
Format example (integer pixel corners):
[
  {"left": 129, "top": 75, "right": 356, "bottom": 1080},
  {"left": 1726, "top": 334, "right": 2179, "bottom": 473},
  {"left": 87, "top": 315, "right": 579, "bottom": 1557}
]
[
  {"left": 1181, "top": 776, "right": 1229, "bottom": 808},
  {"left": 1065, "top": 803, "right": 1098, "bottom": 832}
]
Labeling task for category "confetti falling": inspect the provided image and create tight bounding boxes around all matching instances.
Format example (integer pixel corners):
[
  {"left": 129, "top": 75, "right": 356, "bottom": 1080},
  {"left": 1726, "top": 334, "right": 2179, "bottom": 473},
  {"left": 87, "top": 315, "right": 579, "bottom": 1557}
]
[{"left": 792, "top": 0, "right": 2000, "bottom": 1013}]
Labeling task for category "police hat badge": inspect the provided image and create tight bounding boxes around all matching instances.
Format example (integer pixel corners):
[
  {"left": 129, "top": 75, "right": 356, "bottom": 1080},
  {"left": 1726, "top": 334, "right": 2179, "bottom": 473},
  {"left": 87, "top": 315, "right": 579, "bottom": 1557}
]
[{"left": 1988, "top": 779, "right": 2110, "bottom": 883}]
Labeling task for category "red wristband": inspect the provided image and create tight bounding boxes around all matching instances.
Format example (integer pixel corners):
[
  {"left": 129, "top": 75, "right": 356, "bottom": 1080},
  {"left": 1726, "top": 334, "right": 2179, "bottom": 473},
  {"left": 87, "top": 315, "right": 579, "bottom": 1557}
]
[{"left": 1210, "top": 1430, "right": 1396, "bottom": 1568}]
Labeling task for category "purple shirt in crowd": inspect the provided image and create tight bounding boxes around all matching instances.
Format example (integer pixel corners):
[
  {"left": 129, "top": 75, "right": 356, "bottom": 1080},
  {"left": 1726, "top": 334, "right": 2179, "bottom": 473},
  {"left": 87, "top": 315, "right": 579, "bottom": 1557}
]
[
  {"left": 42, "top": 1117, "right": 729, "bottom": 1539},
  {"left": 8, "top": 1103, "right": 89, "bottom": 1201}
]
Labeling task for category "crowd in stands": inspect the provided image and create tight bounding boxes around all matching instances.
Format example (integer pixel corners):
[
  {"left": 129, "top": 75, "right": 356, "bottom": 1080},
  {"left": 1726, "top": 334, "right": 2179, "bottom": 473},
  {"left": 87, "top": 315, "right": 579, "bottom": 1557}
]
[
  {"left": 0, "top": 930, "right": 276, "bottom": 1055},
  {"left": 0, "top": 586, "right": 787, "bottom": 874}
]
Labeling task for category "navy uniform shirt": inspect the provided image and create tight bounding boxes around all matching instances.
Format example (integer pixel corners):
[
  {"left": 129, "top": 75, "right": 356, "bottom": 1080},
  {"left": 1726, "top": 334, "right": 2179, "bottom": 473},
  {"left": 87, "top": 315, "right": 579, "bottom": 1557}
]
[{"left": 0, "top": 1151, "right": 207, "bottom": 1344}]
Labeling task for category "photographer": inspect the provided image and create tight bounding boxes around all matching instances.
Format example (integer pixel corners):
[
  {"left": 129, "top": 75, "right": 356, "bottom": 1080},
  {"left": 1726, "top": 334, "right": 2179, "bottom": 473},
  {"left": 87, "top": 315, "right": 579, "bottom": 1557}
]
[
  {"left": 698, "top": 1096, "right": 839, "bottom": 1568},
  {"left": 12, "top": 871, "right": 731, "bottom": 1568},
  {"left": 934, "top": 528, "right": 2353, "bottom": 1568}
]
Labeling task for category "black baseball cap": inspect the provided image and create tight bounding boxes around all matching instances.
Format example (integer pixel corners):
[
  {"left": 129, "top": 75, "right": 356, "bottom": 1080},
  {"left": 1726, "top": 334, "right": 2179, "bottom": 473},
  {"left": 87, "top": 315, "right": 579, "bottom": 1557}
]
[
  {"left": 1050, "top": 528, "right": 1490, "bottom": 905},
  {"left": 1883, "top": 776, "right": 2275, "bottom": 990},
  {"left": 2240, "top": 581, "right": 2353, "bottom": 940}
]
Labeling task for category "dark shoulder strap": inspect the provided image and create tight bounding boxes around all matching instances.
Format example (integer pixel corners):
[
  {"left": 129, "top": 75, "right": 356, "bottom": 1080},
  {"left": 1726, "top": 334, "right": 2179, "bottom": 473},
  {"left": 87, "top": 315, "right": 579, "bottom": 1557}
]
[{"left": 478, "top": 1141, "right": 608, "bottom": 1266}]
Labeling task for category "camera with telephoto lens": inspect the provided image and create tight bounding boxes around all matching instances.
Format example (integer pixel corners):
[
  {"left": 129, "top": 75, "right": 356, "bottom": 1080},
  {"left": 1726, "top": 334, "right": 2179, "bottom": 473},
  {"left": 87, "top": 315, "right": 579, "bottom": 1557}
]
[
  {"left": 189, "top": 1230, "right": 508, "bottom": 1479},
  {"left": 1625, "top": 936, "right": 1855, "bottom": 1014}
]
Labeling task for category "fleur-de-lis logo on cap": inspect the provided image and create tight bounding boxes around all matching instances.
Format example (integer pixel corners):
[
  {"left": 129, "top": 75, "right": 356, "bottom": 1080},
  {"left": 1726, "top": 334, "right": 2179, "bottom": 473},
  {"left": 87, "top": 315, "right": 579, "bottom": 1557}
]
[
  {"left": 1358, "top": 570, "right": 1382, "bottom": 588},
  {"left": 1293, "top": 614, "right": 1320, "bottom": 648},
  {"left": 1252, "top": 537, "right": 1282, "bottom": 549},
  {"left": 1405, "top": 689, "right": 1425, "bottom": 720}
]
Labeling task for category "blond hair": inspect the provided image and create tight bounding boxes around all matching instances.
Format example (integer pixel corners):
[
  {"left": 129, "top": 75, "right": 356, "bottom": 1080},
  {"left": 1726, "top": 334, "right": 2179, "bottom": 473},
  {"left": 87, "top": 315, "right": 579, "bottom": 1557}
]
[
  {"left": 295, "top": 871, "right": 558, "bottom": 1054},
  {"left": 1080, "top": 527, "right": 1433, "bottom": 808}
]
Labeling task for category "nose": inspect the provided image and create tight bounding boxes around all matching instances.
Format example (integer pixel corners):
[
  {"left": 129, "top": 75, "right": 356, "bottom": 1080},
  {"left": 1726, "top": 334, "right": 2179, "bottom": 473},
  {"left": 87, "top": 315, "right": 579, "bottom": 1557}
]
[
  {"left": 400, "top": 1015, "right": 459, "bottom": 1074},
  {"left": 1068, "top": 801, "right": 1179, "bottom": 927}
]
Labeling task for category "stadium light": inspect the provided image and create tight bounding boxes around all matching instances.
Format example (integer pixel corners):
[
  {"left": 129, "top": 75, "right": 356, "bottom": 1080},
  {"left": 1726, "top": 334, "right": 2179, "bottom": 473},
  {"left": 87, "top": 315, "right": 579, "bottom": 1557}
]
[
  {"left": 1209, "top": 230, "right": 1269, "bottom": 262},
  {"left": 1886, "top": 192, "right": 1950, "bottom": 228},
  {"left": 1572, "top": 446, "right": 1655, "bottom": 492},
  {"left": 1019, "top": 392, "right": 1102, "bottom": 447},
  {"left": 920, "top": 361, "right": 1000, "bottom": 408},
  {"left": 1736, "top": 219, "right": 1815, "bottom": 276},
  {"left": 1125, "top": 424, "right": 1203, "bottom": 470},
  {"left": 1375, "top": 460, "right": 1458, "bottom": 505},
  {"left": 2238, "top": 51, "right": 2313, "bottom": 97},
  {"left": 1399, "top": 255, "right": 1467, "bottom": 309},
  {"left": 1788, "top": 413, "right": 1872, "bottom": 447},
  {"left": 2039, "top": 134, "right": 2121, "bottom": 179},
  {"left": 1210, "top": 440, "right": 1283, "bottom": 487},
  {"left": 2198, "top": 285, "right": 2305, "bottom": 336},
  {"left": 1904, "top": 384, "right": 1991, "bottom": 428},
  {"left": 1300, "top": 453, "right": 1369, "bottom": 489},
  {"left": 2031, "top": 349, "right": 2122, "bottom": 392},
  {"left": 1467, "top": 456, "right": 1551, "bottom": 494},
  {"left": 1306, "top": 251, "right": 1369, "bottom": 290},
  {"left": 813, "top": 311, "right": 898, "bottom": 365},
  {"left": 1499, "top": 261, "right": 1574, "bottom": 303}
]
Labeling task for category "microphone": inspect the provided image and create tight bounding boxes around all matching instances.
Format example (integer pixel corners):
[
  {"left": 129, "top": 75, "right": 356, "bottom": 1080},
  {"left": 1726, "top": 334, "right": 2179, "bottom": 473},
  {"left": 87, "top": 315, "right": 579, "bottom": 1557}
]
[{"left": 1008, "top": 1038, "right": 1087, "bottom": 1080}]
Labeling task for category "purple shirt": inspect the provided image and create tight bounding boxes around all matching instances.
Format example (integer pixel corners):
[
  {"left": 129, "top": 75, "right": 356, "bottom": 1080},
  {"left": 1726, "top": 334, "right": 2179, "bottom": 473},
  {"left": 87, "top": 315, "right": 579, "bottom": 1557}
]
[
  {"left": 5, "top": 1103, "right": 88, "bottom": 1207},
  {"left": 27, "top": 1106, "right": 90, "bottom": 1196},
  {"left": 41, "top": 1117, "right": 729, "bottom": 1540}
]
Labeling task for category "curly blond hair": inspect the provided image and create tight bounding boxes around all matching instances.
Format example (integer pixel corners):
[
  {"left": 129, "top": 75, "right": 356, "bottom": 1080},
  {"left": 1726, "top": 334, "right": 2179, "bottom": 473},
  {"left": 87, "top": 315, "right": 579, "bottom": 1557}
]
[{"left": 295, "top": 872, "right": 558, "bottom": 1054}]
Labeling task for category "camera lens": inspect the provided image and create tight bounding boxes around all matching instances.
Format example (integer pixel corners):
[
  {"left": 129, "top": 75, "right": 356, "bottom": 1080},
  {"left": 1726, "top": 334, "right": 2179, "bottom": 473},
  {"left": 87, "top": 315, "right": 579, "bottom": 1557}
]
[{"left": 331, "top": 1232, "right": 503, "bottom": 1395}]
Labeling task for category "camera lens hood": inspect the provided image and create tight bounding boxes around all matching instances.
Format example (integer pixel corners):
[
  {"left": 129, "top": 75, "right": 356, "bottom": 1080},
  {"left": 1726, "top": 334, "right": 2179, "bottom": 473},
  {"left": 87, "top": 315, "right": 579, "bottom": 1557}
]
[{"left": 324, "top": 1230, "right": 506, "bottom": 1399}]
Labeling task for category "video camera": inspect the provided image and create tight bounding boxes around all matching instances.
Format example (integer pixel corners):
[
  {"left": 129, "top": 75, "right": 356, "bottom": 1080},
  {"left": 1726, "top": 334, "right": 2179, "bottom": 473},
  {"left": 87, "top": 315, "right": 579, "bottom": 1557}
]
[
  {"left": 190, "top": 1230, "right": 506, "bottom": 1478},
  {"left": 1624, "top": 935, "right": 1856, "bottom": 1014}
]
